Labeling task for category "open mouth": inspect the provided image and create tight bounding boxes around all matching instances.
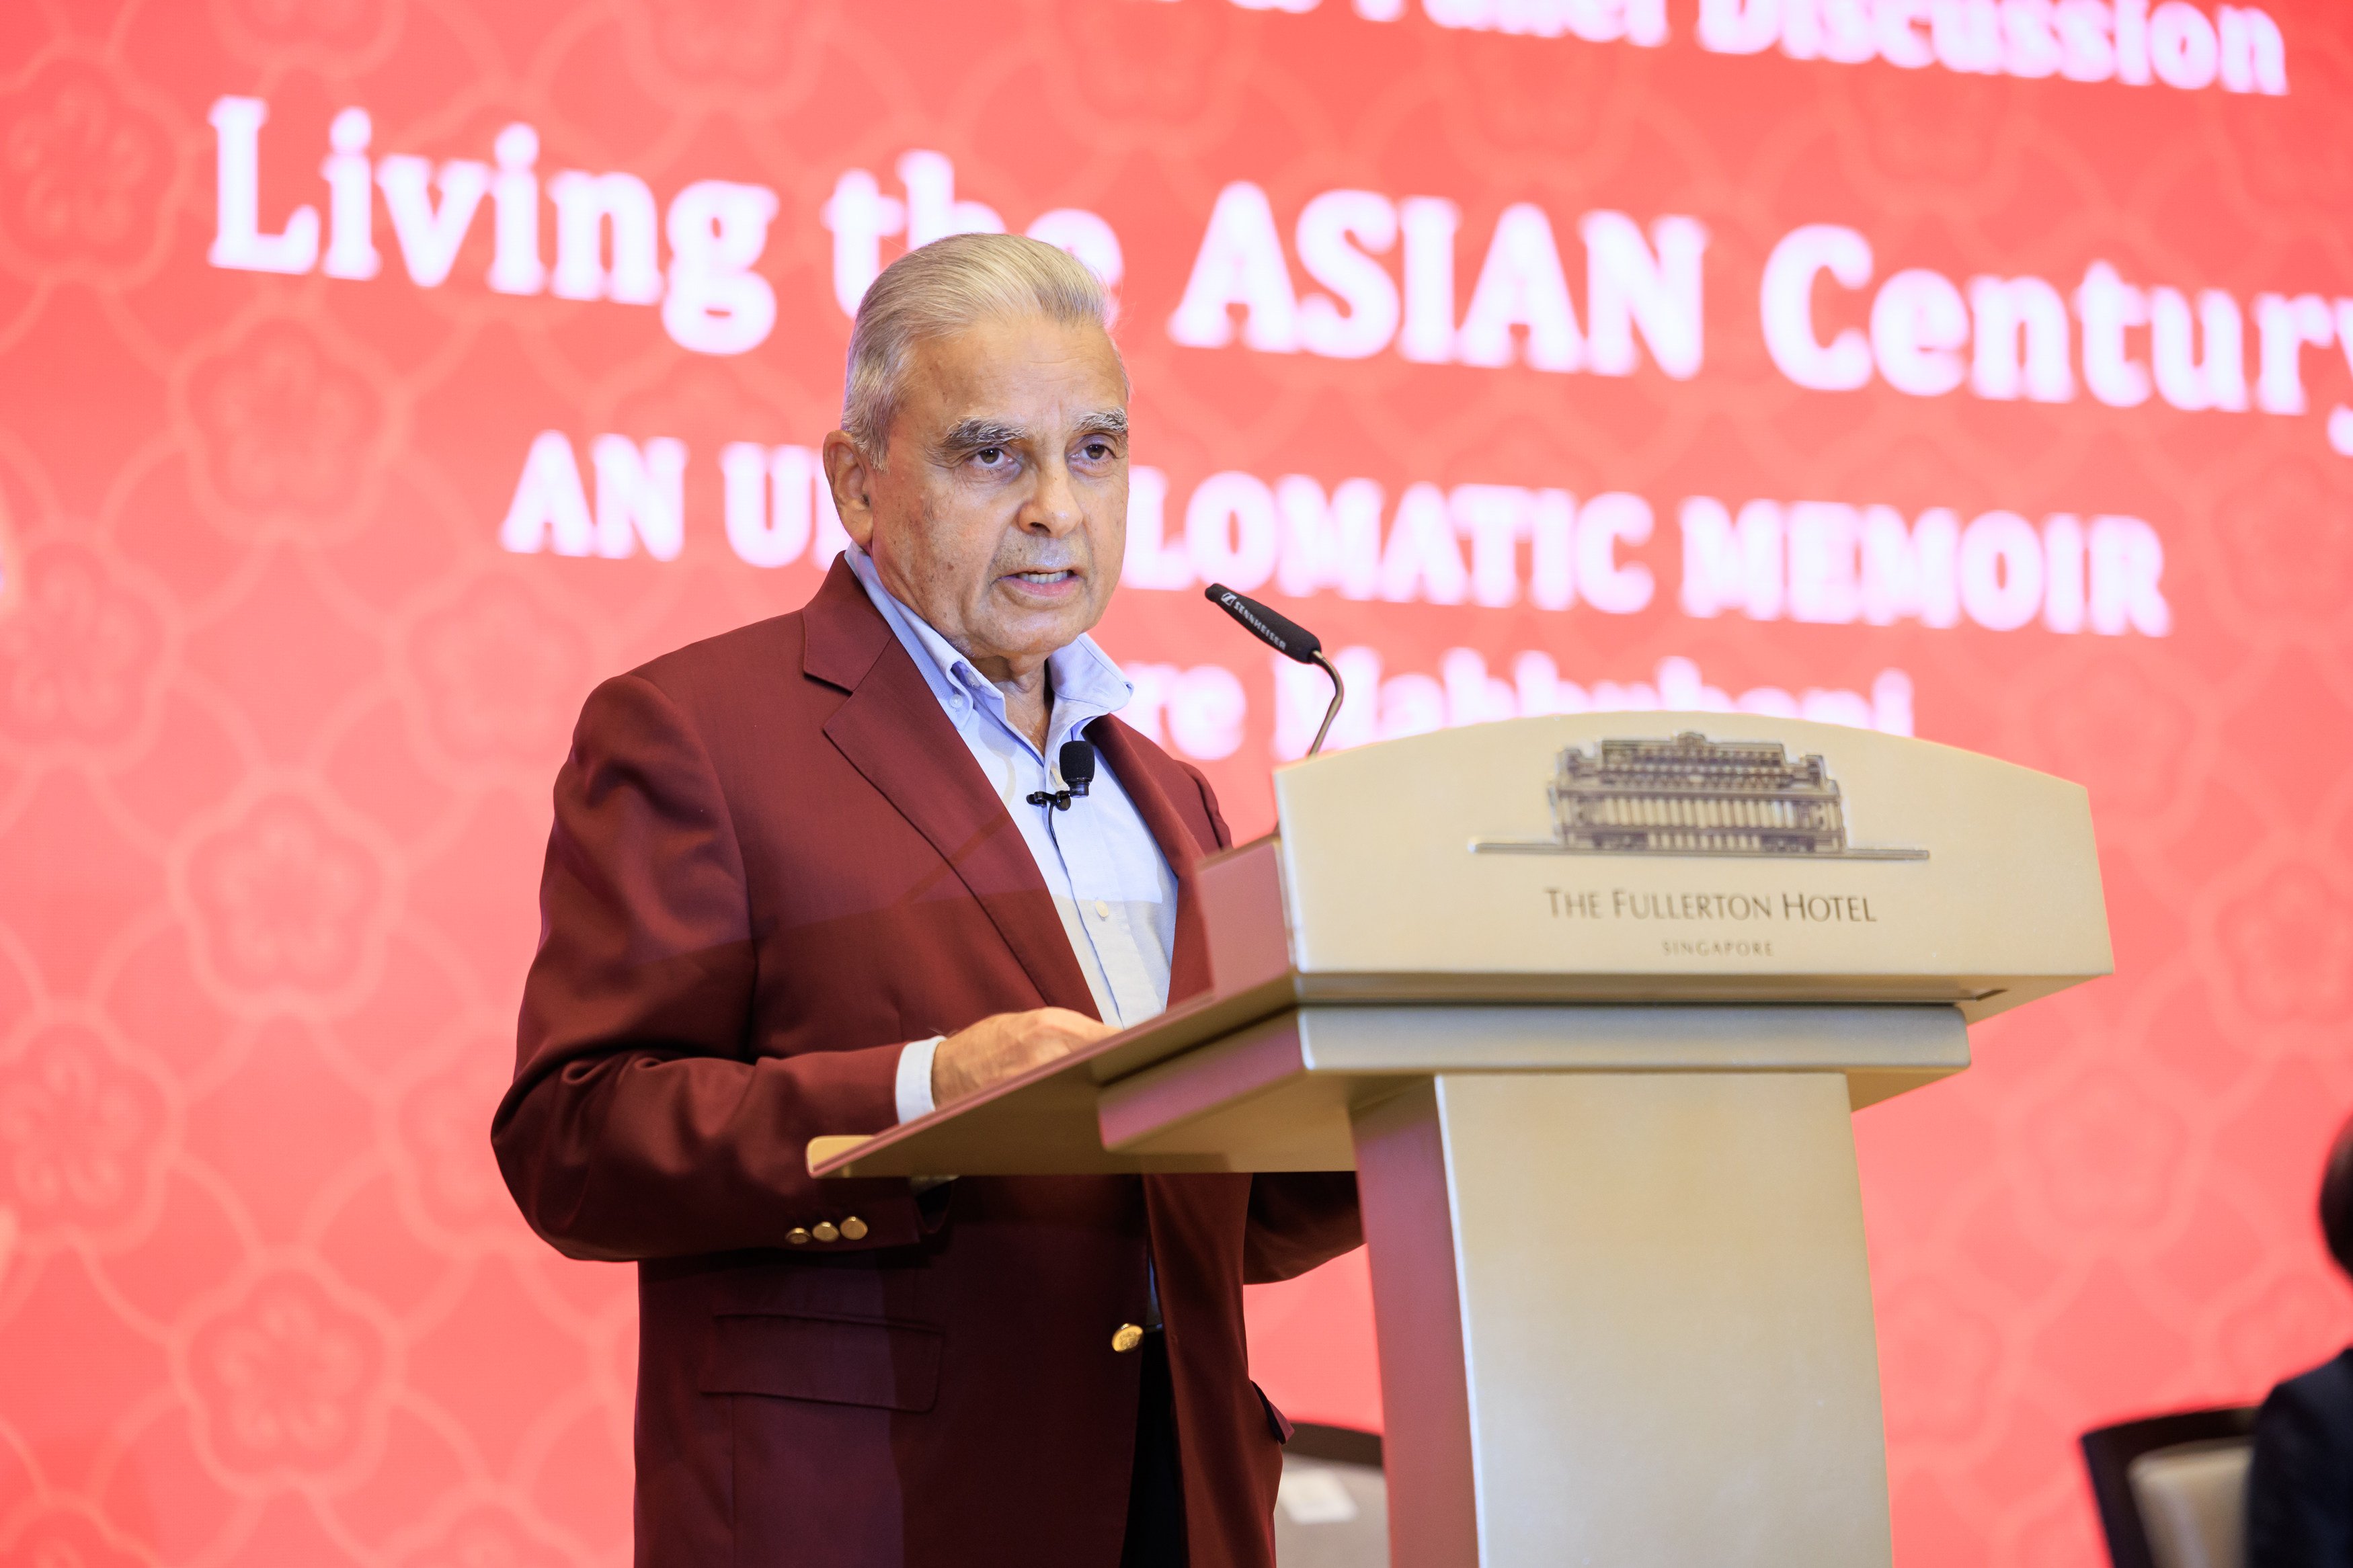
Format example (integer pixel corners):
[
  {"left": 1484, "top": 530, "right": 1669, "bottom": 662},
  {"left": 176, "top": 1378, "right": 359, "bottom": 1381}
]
[{"left": 1006, "top": 569, "right": 1078, "bottom": 587}]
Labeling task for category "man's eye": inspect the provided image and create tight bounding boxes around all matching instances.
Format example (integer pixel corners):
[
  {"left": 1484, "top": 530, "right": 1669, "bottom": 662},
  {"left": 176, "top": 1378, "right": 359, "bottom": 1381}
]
[
  {"left": 973, "top": 447, "right": 1004, "bottom": 465},
  {"left": 1082, "top": 441, "right": 1113, "bottom": 460}
]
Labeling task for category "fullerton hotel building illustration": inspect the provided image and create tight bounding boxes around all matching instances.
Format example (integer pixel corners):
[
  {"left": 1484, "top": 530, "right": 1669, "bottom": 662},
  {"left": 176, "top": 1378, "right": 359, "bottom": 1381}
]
[{"left": 1480, "top": 731, "right": 1927, "bottom": 860}]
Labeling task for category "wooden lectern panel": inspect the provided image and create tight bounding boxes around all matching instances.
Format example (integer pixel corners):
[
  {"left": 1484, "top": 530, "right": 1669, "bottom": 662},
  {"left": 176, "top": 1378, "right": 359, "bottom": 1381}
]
[{"left": 1359, "top": 1069, "right": 1897, "bottom": 1567}]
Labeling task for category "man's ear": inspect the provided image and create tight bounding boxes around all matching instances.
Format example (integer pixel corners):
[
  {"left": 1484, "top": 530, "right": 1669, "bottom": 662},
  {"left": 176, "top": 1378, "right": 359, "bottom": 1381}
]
[{"left": 822, "top": 431, "right": 879, "bottom": 550}]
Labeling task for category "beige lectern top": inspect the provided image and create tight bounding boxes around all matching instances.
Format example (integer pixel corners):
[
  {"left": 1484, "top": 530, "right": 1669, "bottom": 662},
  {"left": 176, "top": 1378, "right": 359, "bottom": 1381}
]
[{"left": 1272, "top": 712, "right": 2109, "bottom": 1017}]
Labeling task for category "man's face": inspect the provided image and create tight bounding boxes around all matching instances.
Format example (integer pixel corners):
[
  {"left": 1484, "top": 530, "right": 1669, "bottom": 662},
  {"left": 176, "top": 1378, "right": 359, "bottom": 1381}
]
[{"left": 828, "top": 313, "right": 1129, "bottom": 679}]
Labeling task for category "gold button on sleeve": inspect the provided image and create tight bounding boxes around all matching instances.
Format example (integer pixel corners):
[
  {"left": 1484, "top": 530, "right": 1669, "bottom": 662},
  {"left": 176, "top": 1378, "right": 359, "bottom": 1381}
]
[
  {"left": 786, "top": 1227, "right": 811, "bottom": 1246},
  {"left": 811, "top": 1221, "right": 840, "bottom": 1243},
  {"left": 1111, "top": 1323, "right": 1144, "bottom": 1353},
  {"left": 839, "top": 1216, "right": 869, "bottom": 1241}
]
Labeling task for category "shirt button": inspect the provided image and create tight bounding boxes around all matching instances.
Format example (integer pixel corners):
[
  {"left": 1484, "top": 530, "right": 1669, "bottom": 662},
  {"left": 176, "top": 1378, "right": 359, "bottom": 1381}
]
[
  {"left": 1094, "top": 900, "right": 1111, "bottom": 919},
  {"left": 1112, "top": 1323, "right": 1145, "bottom": 1353}
]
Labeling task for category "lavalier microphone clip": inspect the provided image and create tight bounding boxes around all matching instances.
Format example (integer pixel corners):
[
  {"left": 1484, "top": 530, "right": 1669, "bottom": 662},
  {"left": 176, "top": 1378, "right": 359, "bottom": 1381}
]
[{"left": 1027, "top": 740, "right": 1097, "bottom": 811}]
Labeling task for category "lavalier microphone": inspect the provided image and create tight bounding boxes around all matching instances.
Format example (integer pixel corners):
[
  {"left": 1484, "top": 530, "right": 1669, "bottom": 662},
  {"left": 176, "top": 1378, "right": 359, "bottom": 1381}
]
[{"left": 1027, "top": 740, "right": 1096, "bottom": 811}]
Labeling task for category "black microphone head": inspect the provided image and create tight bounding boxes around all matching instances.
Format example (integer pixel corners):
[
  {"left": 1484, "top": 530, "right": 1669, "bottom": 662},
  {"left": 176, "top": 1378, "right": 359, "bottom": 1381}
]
[
  {"left": 1204, "top": 583, "right": 1323, "bottom": 665},
  {"left": 1058, "top": 740, "right": 1096, "bottom": 790}
]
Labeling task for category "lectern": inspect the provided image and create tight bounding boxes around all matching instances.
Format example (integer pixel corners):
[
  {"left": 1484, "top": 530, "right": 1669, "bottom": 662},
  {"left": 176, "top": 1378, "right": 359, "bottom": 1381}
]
[{"left": 811, "top": 714, "right": 2112, "bottom": 1567}]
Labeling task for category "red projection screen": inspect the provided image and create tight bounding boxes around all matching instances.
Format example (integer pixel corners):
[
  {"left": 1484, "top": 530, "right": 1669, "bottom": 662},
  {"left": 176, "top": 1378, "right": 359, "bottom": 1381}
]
[{"left": 1, "top": 1, "right": 2350, "bottom": 1563}]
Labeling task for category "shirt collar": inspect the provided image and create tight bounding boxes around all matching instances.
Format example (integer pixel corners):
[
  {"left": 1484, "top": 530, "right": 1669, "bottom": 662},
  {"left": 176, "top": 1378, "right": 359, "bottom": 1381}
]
[{"left": 842, "top": 544, "right": 1133, "bottom": 757}]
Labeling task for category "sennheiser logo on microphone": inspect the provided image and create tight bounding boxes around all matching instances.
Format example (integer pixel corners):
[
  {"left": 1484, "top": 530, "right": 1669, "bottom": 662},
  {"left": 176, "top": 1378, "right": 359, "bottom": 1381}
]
[{"left": 1230, "top": 602, "right": 1283, "bottom": 653}]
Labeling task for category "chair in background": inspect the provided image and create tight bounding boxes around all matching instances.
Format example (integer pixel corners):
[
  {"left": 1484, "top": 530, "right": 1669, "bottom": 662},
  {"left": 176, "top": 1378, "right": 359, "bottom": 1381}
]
[
  {"left": 1277, "top": 1424, "right": 1388, "bottom": 1567},
  {"left": 2081, "top": 1407, "right": 2260, "bottom": 1568},
  {"left": 1279, "top": 1407, "right": 2262, "bottom": 1568}
]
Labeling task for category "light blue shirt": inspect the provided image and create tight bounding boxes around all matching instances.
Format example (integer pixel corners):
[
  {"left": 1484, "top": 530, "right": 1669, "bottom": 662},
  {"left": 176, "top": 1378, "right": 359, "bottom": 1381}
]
[{"left": 843, "top": 546, "right": 1181, "bottom": 1123}]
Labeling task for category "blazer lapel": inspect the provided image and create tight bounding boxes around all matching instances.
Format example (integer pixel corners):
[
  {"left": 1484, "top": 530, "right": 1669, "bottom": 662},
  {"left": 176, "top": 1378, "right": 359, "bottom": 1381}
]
[
  {"left": 1089, "top": 717, "right": 1218, "bottom": 1007},
  {"left": 804, "top": 562, "right": 1099, "bottom": 1017}
]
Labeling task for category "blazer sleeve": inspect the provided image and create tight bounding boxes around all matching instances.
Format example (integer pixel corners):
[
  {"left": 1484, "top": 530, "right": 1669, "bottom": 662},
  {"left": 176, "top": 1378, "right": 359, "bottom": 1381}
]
[
  {"left": 1243, "top": 1173, "right": 1363, "bottom": 1283},
  {"left": 491, "top": 672, "right": 922, "bottom": 1262}
]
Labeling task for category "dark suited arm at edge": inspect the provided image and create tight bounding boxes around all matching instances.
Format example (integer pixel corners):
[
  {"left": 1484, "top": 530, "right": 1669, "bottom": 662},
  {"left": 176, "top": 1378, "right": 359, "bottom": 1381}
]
[
  {"left": 2245, "top": 1352, "right": 2353, "bottom": 1568},
  {"left": 491, "top": 671, "right": 922, "bottom": 1263}
]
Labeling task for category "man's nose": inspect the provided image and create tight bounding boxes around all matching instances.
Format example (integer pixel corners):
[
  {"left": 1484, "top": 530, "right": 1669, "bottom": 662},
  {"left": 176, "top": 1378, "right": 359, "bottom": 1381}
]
[{"left": 1021, "top": 456, "right": 1084, "bottom": 534}]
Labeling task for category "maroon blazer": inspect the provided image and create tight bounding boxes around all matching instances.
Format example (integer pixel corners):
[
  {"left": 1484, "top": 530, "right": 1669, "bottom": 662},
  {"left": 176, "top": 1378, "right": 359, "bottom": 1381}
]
[{"left": 493, "top": 561, "right": 1361, "bottom": 1568}]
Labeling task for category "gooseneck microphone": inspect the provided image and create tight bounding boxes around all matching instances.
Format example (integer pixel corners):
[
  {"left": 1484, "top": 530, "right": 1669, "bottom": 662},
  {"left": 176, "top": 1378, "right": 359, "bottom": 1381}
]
[
  {"left": 1027, "top": 740, "right": 1096, "bottom": 811},
  {"left": 1203, "top": 584, "right": 1347, "bottom": 757}
]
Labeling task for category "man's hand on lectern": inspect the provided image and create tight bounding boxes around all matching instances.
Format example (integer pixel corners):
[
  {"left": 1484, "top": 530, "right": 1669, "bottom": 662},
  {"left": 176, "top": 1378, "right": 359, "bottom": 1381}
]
[{"left": 932, "top": 1007, "right": 1117, "bottom": 1107}]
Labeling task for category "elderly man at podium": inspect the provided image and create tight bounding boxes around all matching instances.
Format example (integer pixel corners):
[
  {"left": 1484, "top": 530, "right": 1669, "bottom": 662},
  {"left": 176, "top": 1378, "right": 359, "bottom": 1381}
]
[{"left": 492, "top": 233, "right": 1361, "bottom": 1568}]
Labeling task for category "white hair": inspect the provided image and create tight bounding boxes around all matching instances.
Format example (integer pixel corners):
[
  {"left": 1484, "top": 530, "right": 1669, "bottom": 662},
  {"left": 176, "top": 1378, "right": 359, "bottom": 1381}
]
[{"left": 840, "top": 233, "right": 1122, "bottom": 460}]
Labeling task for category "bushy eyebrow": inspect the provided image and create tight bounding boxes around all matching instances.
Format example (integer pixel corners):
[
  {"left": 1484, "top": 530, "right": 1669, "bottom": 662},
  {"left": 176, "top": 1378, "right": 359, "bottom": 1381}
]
[
  {"left": 937, "top": 409, "right": 1128, "bottom": 456},
  {"left": 939, "top": 418, "right": 1027, "bottom": 456}
]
